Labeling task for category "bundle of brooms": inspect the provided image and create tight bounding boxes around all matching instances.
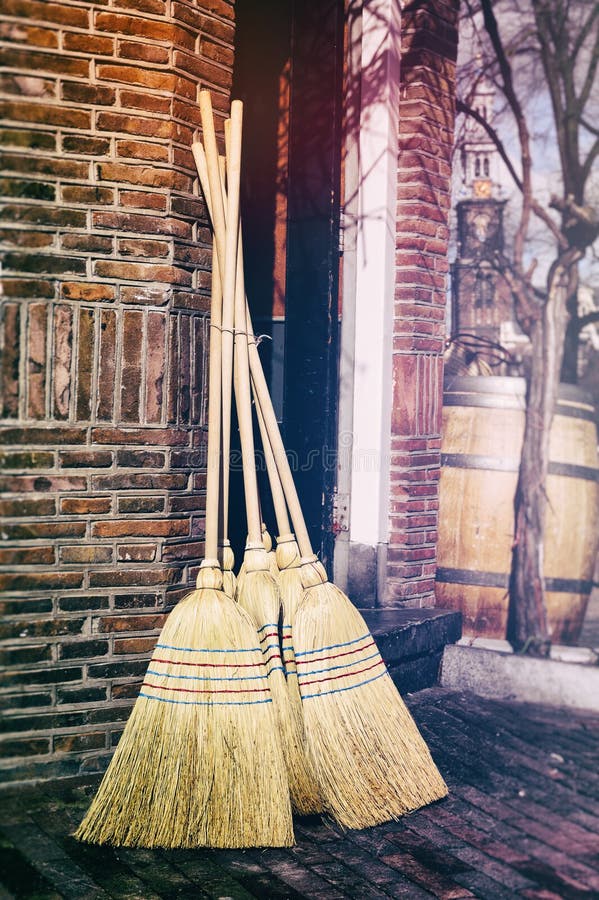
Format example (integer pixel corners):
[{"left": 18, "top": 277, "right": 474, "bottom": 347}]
[{"left": 75, "top": 92, "right": 447, "bottom": 850}]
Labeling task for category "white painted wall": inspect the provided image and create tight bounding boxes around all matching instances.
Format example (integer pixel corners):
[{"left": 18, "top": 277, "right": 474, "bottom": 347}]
[{"left": 334, "top": 0, "right": 401, "bottom": 594}]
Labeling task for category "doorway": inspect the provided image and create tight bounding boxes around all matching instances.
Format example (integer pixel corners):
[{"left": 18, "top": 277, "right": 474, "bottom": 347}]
[{"left": 232, "top": 0, "right": 344, "bottom": 570}]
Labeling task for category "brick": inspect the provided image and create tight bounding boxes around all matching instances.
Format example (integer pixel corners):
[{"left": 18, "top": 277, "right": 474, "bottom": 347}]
[
  {"left": 145, "top": 311, "right": 167, "bottom": 423},
  {"left": 2, "top": 0, "right": 89, "bottom": 26},
  {"left": 92, "top": 519, "right": 188, "bottom": 538},
  {"left": 0, "top": 738, "right": 50, "bottom": 758},
  {"left": 54, "top": 733, "right": 106, "bottom": 753},
  {"left": 117, "top": 237, "right": 170, "bottom": 257},
  {"left": 95, "top": 112, "right": 176, "bottom": 140},
  {"left": 0, "top": 21, "right": 58, "bottom": 48},
  {"left": 56, "top": 686, "right": 107, "bottom": 705},
  {"left": 0, "top": 497, "right": 55, "bottom": 517},
  {"left": 2, "top": 691, "right": 52, "bottom": 709},
  {"left": 114, "top": 637, "right": 156, "bottom": 654},
  {"left": 96, "top": 162, "right": 192, "bottom": 193},
  {"left": 119, "top": 89, "right": 171, "bottom": 115},
  {"left": 0, "top": 597, "right": 52, "bottom": 615},
  {"left": 93, "top": 210, "right": 191, "bottom": 239},
  {"left": 88, "top": 659, "right": 148, "bottom": 679},
  {"left": 0, "top": 229, "right": 54, "bottom": 249},
  {"left": 0, "top": 546, "right": 54, "bottom": 566},
  {"left": 59, "top": 546, "right": 113, "bottom": 564},
  {"left": 96, "top": 613, "right": 166, "bottom": 633},
  {"left": 0, "top": 128, "right": 55, "bottom": 150},
  {"left": 62, "top": 135, "right": 111, "bottom": 156},
  {"left": 0, "top": 666, "right": 82, "bottom": 687},
  {"left": 173, "top": 49, "right": 233, "bottom": 87},
  {"left": 58, "top": 595, "right": 109, "bottom": 612},
  {"left": 5, "top": 253, "right": 86, "bottom": 276},
  {"left": 1, "top": 206, "right": 87, "bottom": 228},
  {"left": 58, "top": 640, "right": 109, "bottom": 660},
  {"left": 26, "top": 302, "right": 47, "bottom": 418},
  {"left": 119, "top": 309, "right": 143, "bottom": 422},
  {"left": 0, "top": 153, "right": 88, "bottom": 179},
  {"left": 118, "top": 189, "right": 168, "bottom": 212},
  {"left": 0, "top": 450, "right": 53, "bottom": 469},
  {"left": 59, "top": 450, "right": 113, "bottom": 468},
  {"left": 2, "top": 521, "right": 86, "bottom": 541},
  {"left": 95, "top": 11, "right": 174, "bottom": 41},
  {"left": 61, "top": 184, "right": 115, "bottom": 205},
  {"left": 89, "top": 568, "right": 178, "bottom": 588},
  {"left": 60, "top": 496, "right": 111, "bottom": 515},
  {"left": 162, "top": 541, "right": 202, "bottom": 561},
  {"left": 0, "top": 573, "right": 83, "bottom": 592},
  {"left": 61, "top": 234, "right": 114, "bottom": 253},
  {"left": 200, "top": 37, "right": 234, "bottom": 67},
  {"left": 0, "top": 616, "right": 85, "bottom": 641},
  {"left": 113, "top": 592, "right": 162, "bottom": 609},
  {"left": 112, "top": 683, "right": 142, "bottom": 699},
  {"left": 116, "top": 449, "right": 165, "bottom": 467},
  {"left": 96, "top": 307, "right": 116, "bottom": 420},
  {"left": 0, "top": 177, "right": 55, "bottom": 200},
  {"left": 61, "top": 283, "right": 116, "bottom": 303},
  {"left": 117, "top": 496, "right": 165, "bottom": 514},
  {"left": 117, "top": 40, "right": 169, "bottom": 64},
  {"left": 0, "top": 644, "right": 52, "bottom": 666},
  {"left": 1, "top": 278, "right": 55, "bottom": 298},
  {"left": 116, "top": 141, "right": 169, "bottom": 165},
  {"left": 90, "top": 472, "right": 189, "bottom": 491},
  {"left": 0, "top": 50, "right": 89, "bottom": 78},
  {"left": 76, "top": 308, "right": 95, "bottom": 421},
  {"left": 62, "top": 32, "right": 114, "bottom": 54},
  {"left": 0, "top": 475, "right": 86, "bottom": 492},
  {"left": 117, "top": 544, "right": 157, "bottom": 562},
  {"left": 91, "top": 427, "right": 190, "bottom": 446},
  {"left": 120, "top": 284, "right": 170, "bottom": 305},
  {"left": 97, "top": 65, "right": 179, "bottom": 93},
  {"left": 1, "top": 303, "right": 20, "bottom": 417}
]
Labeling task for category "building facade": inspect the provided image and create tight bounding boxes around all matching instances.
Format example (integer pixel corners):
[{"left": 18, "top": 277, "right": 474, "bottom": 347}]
[{"left": 0, "top": 0, "right": 459, "bottom": 782}]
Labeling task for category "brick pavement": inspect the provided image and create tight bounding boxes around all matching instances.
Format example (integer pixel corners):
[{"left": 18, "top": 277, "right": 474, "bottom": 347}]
[{"left": 1, "top": 687, "right": 599, "bottom": 899}]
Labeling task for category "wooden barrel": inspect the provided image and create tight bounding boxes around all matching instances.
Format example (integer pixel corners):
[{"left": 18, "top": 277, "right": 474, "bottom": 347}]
[{"left": 436, "top": 376, "right": 599, "bottom": 643}]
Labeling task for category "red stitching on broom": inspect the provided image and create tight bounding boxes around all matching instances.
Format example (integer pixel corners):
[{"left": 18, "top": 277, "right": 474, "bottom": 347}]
[
  {"left": 152, "top": 656, "right": 275, "bottom": 669},
  {"left": 142, "top": 680, "right": 272, "bottom": 695},
  {"left": 295, "top": 640, "right": 376, "bottom": 667},
  {"left": 298, "top": 658, "right": 384, "bottom": 687}
]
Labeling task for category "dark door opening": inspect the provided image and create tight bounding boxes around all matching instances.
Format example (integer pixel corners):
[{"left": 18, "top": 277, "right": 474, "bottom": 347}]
[{"left": 232, "top": 0, "right": 344, "bottom": 570}]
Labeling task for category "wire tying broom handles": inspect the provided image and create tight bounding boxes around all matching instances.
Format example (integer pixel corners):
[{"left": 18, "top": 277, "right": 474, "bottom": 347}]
[{"left": 192, "top": 96, "right": 315, "bottom": 561}]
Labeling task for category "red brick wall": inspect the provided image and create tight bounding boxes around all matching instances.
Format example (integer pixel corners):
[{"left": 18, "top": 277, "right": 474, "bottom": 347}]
[
  {"left": 385, "top": 0, "right": 459, "bottom": 605},
  {"left": 0, "top": 0, "right": 234, "bottom": 783}
]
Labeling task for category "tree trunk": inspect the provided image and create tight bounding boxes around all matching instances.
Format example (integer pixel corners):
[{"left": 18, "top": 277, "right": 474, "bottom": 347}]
[
  {"left": 508, "top": 260, "right": 573, "bottom": 655},
  {"left": 560, "top": 265, "right": 580, "bottom": 384}
]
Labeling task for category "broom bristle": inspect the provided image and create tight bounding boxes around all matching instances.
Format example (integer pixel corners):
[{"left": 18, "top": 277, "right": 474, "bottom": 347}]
[
  {"left": 293, "top": 560, "right": 448, "bottom": 830},
  {"left": 75, "top": 574, "right": 293, "bottom": 849},
  {"left": 236, "top": 548, "right": 322, "bottom": 815}
]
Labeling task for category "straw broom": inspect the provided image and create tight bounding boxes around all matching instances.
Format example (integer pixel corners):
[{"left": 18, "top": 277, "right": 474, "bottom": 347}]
[
  {"left": 243, "top": 300, "right": 448, "bottom": 831},
  {"left": 74, "top": 108, "right": 293, "bottom": 851},
  {"left": 253, "top": 386, "right": 323, "bottom": 815},
  {"left": 195, "top": 96, "right": 321, "bottom": 816}
]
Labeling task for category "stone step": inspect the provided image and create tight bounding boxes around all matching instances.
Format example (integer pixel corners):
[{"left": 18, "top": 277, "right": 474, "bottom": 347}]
[{"left": 361, "top": 607, "right": 462, "bottom": 694}]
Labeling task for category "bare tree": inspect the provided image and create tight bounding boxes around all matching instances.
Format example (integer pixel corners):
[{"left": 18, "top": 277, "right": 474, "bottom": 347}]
[{"left": 459, "top": 0, "right": 599, "bottom": 654}]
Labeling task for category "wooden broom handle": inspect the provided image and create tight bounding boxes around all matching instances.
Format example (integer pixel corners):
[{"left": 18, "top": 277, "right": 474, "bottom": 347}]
[
  {"left": 203, "top": 231, "right": 222, "bottom": 561},
  {"left": 198, "top": 93, "right": 234, "bottom": 549},
  {"left": 254, "top": 379, "right": 292, "bottom": 536},
  {"left": 193, "top": 125, "right": 313, "bottom": 556}
]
